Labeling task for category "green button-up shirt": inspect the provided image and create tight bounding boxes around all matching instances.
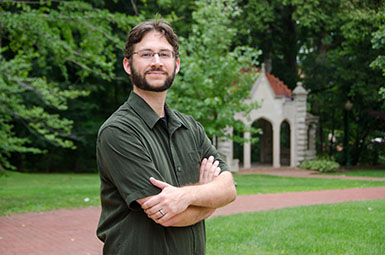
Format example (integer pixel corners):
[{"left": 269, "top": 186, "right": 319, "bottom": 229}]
[{"left": 96, "top": 92, "right": 228, "bottom": 255}]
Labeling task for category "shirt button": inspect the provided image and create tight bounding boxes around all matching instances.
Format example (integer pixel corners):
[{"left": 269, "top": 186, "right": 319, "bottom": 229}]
[{"left": 177, "top": 166, "right": 182, "bottom": 172}]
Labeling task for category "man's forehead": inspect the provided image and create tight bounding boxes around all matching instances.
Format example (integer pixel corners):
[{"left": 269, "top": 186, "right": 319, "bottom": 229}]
[{"left": 134, "top": 31, "right": 172, "bottom": 50}]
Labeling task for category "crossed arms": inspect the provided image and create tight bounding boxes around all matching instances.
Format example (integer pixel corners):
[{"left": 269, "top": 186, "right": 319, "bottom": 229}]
[{"left": 137, "top": 156, "right": 236, "bottom": 227}]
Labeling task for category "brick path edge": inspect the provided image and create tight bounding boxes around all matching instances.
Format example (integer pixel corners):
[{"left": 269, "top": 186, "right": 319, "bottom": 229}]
[{"left": 1, "top": 187, "right": 385, "bottom": 255}]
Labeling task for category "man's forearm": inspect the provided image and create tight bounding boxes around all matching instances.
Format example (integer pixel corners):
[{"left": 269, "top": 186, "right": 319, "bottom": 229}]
[
  {"left": 161, "top": 206, "right": 215, "bottom": 227},
  {"left": 182, "top": 171, "right": 236, "bottom": 209},
  {"left": 140, "top": 164, "right": 236, "bottom": 226},
  {"left": 138, "top": 196, "right": 215, "bottom": 227}
]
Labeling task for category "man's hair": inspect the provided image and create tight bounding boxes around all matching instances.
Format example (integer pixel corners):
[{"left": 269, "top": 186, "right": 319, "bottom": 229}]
[{"left": 124, "top": 20, "right": 179, "bottom": 59}]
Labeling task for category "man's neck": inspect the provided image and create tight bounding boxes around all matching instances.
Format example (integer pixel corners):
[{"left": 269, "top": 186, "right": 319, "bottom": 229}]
[{"left": 133, "top": 87, "right": 167, "bottom": 117}]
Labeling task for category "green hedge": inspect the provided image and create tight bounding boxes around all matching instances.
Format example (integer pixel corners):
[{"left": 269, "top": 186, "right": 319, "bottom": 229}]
[{"left": 299, "top": 159, "right": 340, "bottom": 172}]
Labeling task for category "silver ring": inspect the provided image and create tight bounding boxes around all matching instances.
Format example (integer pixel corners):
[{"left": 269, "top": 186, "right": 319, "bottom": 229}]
[{"left": 159, "top": 209, "right": 164, "bottom": 216}]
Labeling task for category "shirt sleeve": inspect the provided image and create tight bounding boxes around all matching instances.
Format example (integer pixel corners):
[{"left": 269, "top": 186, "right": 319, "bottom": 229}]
[
  {"left": 196, "top": 122, "right": 230, "bottom": 173},
  {"left": 97, "top": 126, "right": 164, "bottom": 210}
]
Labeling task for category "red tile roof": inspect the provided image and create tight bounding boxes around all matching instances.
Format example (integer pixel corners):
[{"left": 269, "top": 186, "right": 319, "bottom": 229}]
[{"left": 265, "top": 72, "right": 292, "bottom": 98}]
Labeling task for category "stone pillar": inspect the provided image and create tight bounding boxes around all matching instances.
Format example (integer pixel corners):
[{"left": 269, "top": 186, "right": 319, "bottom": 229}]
[
  {"left": 290, "top": 123, "right": 297, "bottom": 167},
  {"left": 217, "top": 128, "right": 240, "bottom": 172},
  {"left": 273, "top": 122, "right": 280, "bottom": 168},
  {"left": 243, "top": 131, "right": 251, "bottom": 168},
  {"left": 292, "top": 82, "right": 308, "bottom": 166}
]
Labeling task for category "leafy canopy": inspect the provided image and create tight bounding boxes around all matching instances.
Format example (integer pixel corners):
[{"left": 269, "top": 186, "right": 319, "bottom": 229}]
[
  {"left": 168, "top": 0, "right": 261, "bottom": 142},
  {"left": 0, "top": 1, "right": 139, "bottom": 170}
]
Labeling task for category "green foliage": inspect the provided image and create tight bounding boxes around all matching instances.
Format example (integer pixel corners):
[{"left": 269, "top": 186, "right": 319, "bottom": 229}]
[
  {"left": 168, "top": 0, "right": 261, "bottom": 142},
  {"left": 234, "top": 0, "right": 385, "bottom": 166},
  {"left": 0, "top": 1, "right": 139, "bottom": 170},
  {"left": 2, "top": 0, "right": 384, "bottom": 171},
  {"left": 371, "top": 11, "right": 385, "bottom": 76},
  {"left": 299, "top": 159, "right": 340, "bottom": 172},
  {"left": 371, "top": 11, "right": 385, "bottom": 110}
]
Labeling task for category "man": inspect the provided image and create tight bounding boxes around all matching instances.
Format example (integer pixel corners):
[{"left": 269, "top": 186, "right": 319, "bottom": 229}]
[{"left": 96, "top": 20, "right": 236, "bottom": 255}]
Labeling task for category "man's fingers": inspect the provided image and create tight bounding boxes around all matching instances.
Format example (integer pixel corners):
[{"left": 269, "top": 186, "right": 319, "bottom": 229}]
[
  {"left": 142, "top": 178, "right": 170, "bottom": 210},
  {"left": 141, "top": 196, "right": 160, "bottom": 210},
  {"left": 150, "top": 177, "right": 170, "bottom": 190},
  {"left": 215, "top": 167, "right": 220, "bottom": 177},
  {"left": 199, "top": 158, "right": 208, "bottom": 181},
  {"left": 199, "top": 156, "right": 221, "bottom": 184},
  {"left": 154, "top": 211, "right": 174, "bottom": 225},
  {"left": 203, "top": 156, "right": 214, "bottom": 179},
  {"left": 207, "top": 160, "right": 219, "bottom": 178},
  {"left": 145, "top": 204, "right": 178, "bottom": 225}
]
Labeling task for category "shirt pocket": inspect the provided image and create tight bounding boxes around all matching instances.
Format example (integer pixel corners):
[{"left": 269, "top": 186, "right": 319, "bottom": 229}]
[{"left": 184, "top": 150, "right": 203, "bottom": 184}]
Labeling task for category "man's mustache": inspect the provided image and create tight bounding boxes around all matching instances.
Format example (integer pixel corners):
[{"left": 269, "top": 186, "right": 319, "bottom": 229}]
[{"left": 145, "top": 68, "right": 167, "bottom": 74}]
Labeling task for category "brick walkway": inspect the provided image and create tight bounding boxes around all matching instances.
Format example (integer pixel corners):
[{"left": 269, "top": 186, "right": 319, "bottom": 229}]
[{"left": 1, "top": 169, "right": 384, "bottom": 255}]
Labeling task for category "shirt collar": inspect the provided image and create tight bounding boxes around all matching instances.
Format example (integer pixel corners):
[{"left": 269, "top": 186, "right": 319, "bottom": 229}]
[{"left": 127, "top": 92, "right": 187, "bottom": 131}]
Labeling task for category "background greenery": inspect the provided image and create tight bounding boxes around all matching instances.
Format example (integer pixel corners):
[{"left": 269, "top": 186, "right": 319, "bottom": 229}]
[{"left": 1, "top": 0, "right": 384, "bottom": 173}]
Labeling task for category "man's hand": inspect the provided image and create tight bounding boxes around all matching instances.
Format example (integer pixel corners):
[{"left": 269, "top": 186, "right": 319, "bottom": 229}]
[
  {"left": 199, "top": 155, "right": 220, "bottom": 184},
  {"left": 141, "top": 155, "right": 221, "bottom": 225},
  {"left": 141, "top": 177, "right": 190, "bottom": 224}
]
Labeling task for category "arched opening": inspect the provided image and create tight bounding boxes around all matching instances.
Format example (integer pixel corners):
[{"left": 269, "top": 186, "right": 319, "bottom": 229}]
[
  {"left": 280, "top": 120, "right": 291, "bottom": 166},
  {"left": 251, "top": 119, "right": 273, "bottom": 166}
]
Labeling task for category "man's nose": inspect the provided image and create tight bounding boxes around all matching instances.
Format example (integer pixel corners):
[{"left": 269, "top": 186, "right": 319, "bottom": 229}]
[{"left": 151, "top": 54, "right": 164, "bottom": 67}]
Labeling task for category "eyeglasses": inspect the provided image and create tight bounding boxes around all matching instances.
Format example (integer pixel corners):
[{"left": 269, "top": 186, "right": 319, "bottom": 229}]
[{"left": 133, "top": 49, "right": 175, "bottom": 60}]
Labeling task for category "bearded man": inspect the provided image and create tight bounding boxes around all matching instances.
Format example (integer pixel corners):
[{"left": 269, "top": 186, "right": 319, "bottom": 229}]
[{"left": 96, "top": 20, "right": 236, "bottom": 255}]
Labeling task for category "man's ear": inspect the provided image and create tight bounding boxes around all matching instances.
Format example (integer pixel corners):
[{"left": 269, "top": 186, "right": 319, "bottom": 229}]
[
  {"left": 123, "top": 57, "right": 131, "bottom": 75},
  {"left": 175, "top": 58, "right": 180, "bottom": 74}
]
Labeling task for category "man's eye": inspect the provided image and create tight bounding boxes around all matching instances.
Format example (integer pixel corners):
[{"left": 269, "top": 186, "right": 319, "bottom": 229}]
[
  {"left": 160, "top": 52, "right": 170, "bottom": 58},
  {"left": 141, "top": 52, "right": 152, "bottom": 57}
]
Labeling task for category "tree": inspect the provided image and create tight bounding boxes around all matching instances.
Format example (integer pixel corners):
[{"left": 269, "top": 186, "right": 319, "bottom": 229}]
[
  {"left": 301, "top": 0, "right": 385, "bottom": 165},
  {"left": 0, "top": 1, "right": 139, "bottom": 171},
  {"left": 167, "top": 0, "right": 261, "bottom": 144},
  {"left": 371, "top": 11, "right": 385, "bottom": 104},
  {"left": 235, "top": 0, "right": 385, "bottom": 165}
]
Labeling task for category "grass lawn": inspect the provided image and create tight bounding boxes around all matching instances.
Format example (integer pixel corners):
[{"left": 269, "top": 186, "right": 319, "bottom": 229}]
[
  {"left": 206, "top": 199, "right": 385, "bottom": 255},
  {"left": 0, "top": 171, "right": 100, "bottom": 215},
  {"left": 324, "top": 169, "right": 385, "bottom": 178},
  {"left": 1, "top": 170, "right": 384, "bottom": 215},
  {"left": 233, "top": 174, "right": 385, "bottom": 195}
]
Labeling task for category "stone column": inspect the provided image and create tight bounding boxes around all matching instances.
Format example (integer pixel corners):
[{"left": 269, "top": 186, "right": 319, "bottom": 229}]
[
  {"left": 273, "top": 122, "right": 280, "bottom": 168},
  {"left": 292, "top": 82, "right": 308, "bottom": 166},
  {"left": 243, "top": 131, "right": 251, "bottom": 169},
  {"left": 290, "top": 122, "right": 297, "bottom": 167}
]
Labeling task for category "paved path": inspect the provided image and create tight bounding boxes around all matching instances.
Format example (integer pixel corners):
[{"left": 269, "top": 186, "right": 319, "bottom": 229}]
[{"left": 1, "top": 169, "right": 384, "bottom": 255}]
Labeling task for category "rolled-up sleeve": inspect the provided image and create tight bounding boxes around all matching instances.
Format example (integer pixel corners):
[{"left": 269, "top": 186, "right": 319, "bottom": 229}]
[{"left": 97, "top": 126, "right": 164, "bottom": 210}]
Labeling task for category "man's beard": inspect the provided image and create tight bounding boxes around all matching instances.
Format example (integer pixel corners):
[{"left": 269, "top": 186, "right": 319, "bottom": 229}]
[{"left": 130, "top": 63, "right": 176, "bottom": 92}]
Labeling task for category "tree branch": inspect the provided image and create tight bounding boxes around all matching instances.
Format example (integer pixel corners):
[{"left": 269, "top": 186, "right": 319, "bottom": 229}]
[
  {"left": 37, "top": 14, "right": 120, "bottom": 44},
  {"left": 5, "top": 74, "right": 46, "bottom": 100},
  {"left": 131, "top": 0, "right": 139, "bottom": 16},
  {"left": 67, "top": 58, "right": 111, "bottom": 80},
  {"left": 4, "top": 105, "right": 59, "bottom": 147}
]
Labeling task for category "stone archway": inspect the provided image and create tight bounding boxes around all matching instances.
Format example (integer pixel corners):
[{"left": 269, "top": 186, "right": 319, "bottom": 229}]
[
  {"left": 251, "top": 119, "right": 273, "bottom": 166},
  {"left": 280, "top": 120, "right": 291, "bottom": 166}
]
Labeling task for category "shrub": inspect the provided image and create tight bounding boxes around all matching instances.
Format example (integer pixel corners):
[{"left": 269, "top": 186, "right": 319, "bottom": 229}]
[{"left": 299, "top": 159, "right": 340, "bottom": 172}]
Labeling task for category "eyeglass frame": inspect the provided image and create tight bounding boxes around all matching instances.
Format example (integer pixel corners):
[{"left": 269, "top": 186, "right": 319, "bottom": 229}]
[{"left": 132, "top": 49, "right": 176, "bottom": 60}]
